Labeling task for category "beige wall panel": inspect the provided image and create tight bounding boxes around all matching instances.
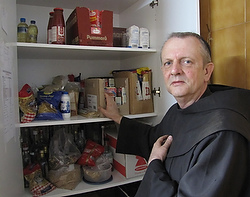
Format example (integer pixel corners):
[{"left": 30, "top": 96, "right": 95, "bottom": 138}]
[
  {"left": 210, "top": 0, "right": 244, "bottom": 30},
  {"left": 246, "top": 0, "right": 250, "bottom": 22},
  {"left": 211, "top": 24, "right": 246, "bottom": 88},
  {"left": 246, "top": 22, "right": 250, "bottom": 89}
]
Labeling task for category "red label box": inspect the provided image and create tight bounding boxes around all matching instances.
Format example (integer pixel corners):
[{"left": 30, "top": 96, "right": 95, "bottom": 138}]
[{"left": 66, "top": 7, "right": 113, "bottom": 47}]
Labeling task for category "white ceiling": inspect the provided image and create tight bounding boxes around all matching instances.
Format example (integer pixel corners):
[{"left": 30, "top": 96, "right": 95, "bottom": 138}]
[{"left": 16, "top": 0, "right": 140, "bottom": 14}]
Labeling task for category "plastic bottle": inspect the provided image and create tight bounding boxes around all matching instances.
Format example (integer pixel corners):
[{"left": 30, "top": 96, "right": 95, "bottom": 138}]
[
  {"left": 60, "top": 91, "right": 70, "bottom": 119},
  {"left": 139, "top": 27, "right": 150, "bottom": 49},
  {"left": 17, "top": 18, "right": 28, "bottom": 42},
  {"left": 103, "top": 133, "right": 113, "bottom": 170},
  {"left": 47, "top": 12, "right": 54, "bottom": 44},
  {"left": 126, "top": 25, "right": 139, "bottom": 48},
  {"left": 27, "top": 20, "right": 38, "bottom": 43},
  {"left": 51, "top": 8, "right": 65, "bottom": 44}
]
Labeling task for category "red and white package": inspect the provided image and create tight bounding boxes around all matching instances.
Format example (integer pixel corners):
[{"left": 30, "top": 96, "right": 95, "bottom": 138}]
[
  {"left": 23, "top": 164, "right": 56, "bottom": 197},
  {"left": 19, "top": 84, "right": 37, "bottom": 123},
  {"left": 89, "top": 9, "right": 102, "bottom": 27},
  {"left": 77, "top": 140, "right": 104, "bottom": 166}
]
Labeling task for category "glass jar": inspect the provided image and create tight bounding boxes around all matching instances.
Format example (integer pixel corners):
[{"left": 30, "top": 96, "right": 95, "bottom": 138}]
[{"left": 51, "top": 8, "right": 65, "bottom": 44}]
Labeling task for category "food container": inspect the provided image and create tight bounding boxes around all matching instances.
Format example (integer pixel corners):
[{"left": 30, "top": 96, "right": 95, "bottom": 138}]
[{"left": 83, "top": 163, "right": 112, "bottom": 183}]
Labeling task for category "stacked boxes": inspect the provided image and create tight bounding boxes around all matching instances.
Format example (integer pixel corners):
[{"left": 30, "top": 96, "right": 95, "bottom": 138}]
[
  {"left": 84, "top": 69, "right": 154, "bottom": 116},
  {"left": 84, "top": 78, "right": 129, "bottom": 117},
  {"left": 113, "top": 70, "right": 154, "bottom": 114}
]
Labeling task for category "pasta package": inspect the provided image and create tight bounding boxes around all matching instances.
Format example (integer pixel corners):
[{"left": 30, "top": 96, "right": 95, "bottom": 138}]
[
  {"left": 19, "top": 84, "right": 37, "bottom": 123},
  {"left": 24, "top": 164, "right": 56, "bottom": 197},
  {"left": 36, "top": 91, "right": 63, "bottom": 120}
]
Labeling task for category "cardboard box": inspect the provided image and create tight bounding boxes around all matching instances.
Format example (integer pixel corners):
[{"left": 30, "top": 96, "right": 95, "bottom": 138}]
[
  {"left": 66, "top": 7, "right": 113, "bottom": 47},
  {"left": 106, "top": 130, "right": 147, "bottom": 178},
  {"left": 85, "top": 78, "right": 105, "bottom": 114},
  {"left": 84, "top": 78, "right": 129, "bottom": 116},
  {"left": 113, "top": 27, "right": 127, "bottom": 47},
  {"left": 114, "top": 78, "right": 129, "bottom": 115},
  {"left": 113, "top": 71, "right": 154, "bottom": 114}
]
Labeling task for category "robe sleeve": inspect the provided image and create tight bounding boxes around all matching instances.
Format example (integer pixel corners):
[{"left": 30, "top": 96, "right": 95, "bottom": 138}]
[
  {"left": 116, "top": 117, "right": 160, "bottom": 161},
  {"left": 135, "top": 131, "right": 249, "bottom": 197}
]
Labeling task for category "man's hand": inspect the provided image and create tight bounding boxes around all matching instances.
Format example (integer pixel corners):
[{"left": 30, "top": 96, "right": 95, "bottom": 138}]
[
  {"left": 148, "top": 135, "right": 173, "bottom": 165},
  {"left": 99, "top": 93, "right": 123, "bottom": 124}
]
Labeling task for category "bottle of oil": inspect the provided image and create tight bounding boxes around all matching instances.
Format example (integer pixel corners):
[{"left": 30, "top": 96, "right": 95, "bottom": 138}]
[
  {"left": 38, "top": 150, "right": 49, "bottom": 179},
  {"left": 17, "top": 18, "right": 28, "bottom": 42},
  {"left": 27, "top": 20, "right": 38, "bottom": 43}
]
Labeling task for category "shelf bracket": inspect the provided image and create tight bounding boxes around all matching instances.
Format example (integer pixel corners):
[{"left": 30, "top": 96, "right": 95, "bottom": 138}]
[
  {"left": 149, "top": 0, "right": 159, "bottom": 8},
  {"left": 152, "top": 87, "right": 161, "bottom": 97}
]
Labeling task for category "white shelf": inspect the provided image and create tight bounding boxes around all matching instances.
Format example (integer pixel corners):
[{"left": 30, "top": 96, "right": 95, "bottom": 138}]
[
  {"left": 17, "top": 42, "right": 157, "bottom": 60},
  {"left": 19, "top": 113, "right": 157, "bottom": 128},
  {"left": 23, "top": 170, "right": 143, "bottom": 197}
]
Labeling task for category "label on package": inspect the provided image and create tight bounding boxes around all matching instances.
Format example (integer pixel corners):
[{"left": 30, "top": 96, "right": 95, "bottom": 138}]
[{"left": 87, "top": 94, "right": 98, "bottom": 111}]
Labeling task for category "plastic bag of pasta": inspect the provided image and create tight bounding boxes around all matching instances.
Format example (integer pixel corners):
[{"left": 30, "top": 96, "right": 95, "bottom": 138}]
[
  {"left": 19, "top": 84, "right": 37, "bottom": 123},
  {"left": 35, "top": 91, "right": 63, "bottom": 120}
]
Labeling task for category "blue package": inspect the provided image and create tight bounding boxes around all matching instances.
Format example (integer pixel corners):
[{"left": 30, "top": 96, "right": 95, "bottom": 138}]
[{"left": 35, "top": 91, "right": 63, "bottom": 120}]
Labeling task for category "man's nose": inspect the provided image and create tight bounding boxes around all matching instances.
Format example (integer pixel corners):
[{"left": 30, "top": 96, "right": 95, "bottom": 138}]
[{"left": 171, "top": 62, "right": 182, "bottom": 75}]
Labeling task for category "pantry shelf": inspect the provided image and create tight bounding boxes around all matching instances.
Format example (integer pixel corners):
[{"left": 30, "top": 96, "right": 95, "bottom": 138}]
[
  {"left": 23, "top": 170, "right": 143, "bottom": 197},
  {"left": 16, "top": 42, "right": 157, "bottom": 60},
  {"left": 19, "top": 113, "right": 157, "bottom": 127}
]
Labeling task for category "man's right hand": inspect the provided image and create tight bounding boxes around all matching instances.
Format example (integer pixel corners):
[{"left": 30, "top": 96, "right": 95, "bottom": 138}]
[
  {"left": 99, "top": 93, "right": 123, "bottom": 124},
  {"left": 148, "top": 135, "right": 173, "bottom": 165}
]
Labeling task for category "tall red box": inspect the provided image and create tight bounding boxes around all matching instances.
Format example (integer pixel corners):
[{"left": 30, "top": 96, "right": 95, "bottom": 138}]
[{"left": 66, "top": 7, "right": 113, "bottom": 46}]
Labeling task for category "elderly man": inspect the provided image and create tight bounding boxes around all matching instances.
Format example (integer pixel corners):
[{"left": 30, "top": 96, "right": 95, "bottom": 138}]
[{"left": 100, "top": 32, "right": 250, "bottom": 197}]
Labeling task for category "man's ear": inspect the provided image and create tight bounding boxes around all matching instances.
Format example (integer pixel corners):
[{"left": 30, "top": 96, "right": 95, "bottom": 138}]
[{"left": 204, "top": 62, "right": 214, "bottom": 82}]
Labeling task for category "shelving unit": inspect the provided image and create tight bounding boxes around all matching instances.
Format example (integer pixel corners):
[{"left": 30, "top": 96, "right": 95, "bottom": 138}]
[
  {"left": 0, "top": 0, "right": 200, "bottom": 196},
  {"left": 23, "top": 170, "right": 143, "bottom": 197},
  {"left": 17, "top": 17, "right": 157, "bottom": 196},
  {"left": 19, "top": 113, "right": 157, "bottom": 127},
  {"left": 17, "top": 43, "right": 157, "bottom": 60},
  {"left": 17, "top": 41, "right": 157, "bottom": 196}
]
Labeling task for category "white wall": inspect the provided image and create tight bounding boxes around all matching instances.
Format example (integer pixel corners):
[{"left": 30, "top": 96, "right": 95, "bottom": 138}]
[
  {"left": 119, "top": 0, "right": 200, "bottom": 124},
  {"left": 0, "top": 0, "right": 24, "bottom": 196}
]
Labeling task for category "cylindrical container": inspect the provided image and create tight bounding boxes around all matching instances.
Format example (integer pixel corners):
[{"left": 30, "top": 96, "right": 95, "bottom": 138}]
[
  {"left": 27, "top": 20, "right": 38, "bottom": 43},
  {"left": 60, "top": 91, "right": 71, "bottom": 119},
  {"left": 47, "top": 12, "right": 54, "bottom": 44},
  {"left": 51, "top": 8, "right": 65, "bottom": 44},
  {"left": 17, "top": 18, "right": 28, "bottom": 42},
  {"left": 139, "top": 27, "right": 150, "bottom": 49},
  {"left": 126, "top": 25, "right": 139, "bottom": 48}
]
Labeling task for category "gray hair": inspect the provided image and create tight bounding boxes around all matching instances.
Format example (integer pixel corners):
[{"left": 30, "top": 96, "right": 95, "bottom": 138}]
[{"left": 161, "top": 32, "right": 212, "bottom": 65}]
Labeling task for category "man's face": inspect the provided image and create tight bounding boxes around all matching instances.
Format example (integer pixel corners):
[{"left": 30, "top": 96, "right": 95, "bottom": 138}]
[{"left": 161, "top": 37, "right": 213, "bottom": 103}]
